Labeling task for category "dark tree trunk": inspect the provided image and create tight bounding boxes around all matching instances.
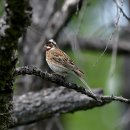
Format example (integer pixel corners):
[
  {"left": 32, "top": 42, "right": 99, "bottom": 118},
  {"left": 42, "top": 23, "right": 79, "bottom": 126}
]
[
  {"left": 122, "top": 0, "right": 130, "bottom": 130},
  {"left": 0, "top": 0, "right": 31, "bottom": 129},
  {"left": 122, "top": 56, "right": 130, "bottom": 130}
]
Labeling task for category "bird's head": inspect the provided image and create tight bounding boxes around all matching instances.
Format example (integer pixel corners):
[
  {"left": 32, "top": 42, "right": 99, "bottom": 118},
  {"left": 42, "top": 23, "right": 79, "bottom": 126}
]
[{"left": 44, "top": 39, "right": 58, "bottom": 51}]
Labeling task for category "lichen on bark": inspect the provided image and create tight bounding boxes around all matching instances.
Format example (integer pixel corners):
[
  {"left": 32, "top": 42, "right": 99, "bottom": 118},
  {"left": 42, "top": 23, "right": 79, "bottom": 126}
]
[{"left": 0, "top": 0, "right": 31, "bottom": 129}]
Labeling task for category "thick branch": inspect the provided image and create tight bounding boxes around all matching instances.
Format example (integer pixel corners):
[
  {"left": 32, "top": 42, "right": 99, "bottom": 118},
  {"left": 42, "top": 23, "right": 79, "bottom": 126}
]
[
  {"left": 10, "top": 87, "right": 106, "bottom": 128},
  {"left": 9, "top": 86, "right": 130, "bottom": 128}
]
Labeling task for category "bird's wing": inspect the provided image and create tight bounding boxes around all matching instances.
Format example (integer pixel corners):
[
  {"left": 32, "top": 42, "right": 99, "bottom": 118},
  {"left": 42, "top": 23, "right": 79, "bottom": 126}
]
[{"left": 52, "top": 49, "right": 84, "bottom": 77}]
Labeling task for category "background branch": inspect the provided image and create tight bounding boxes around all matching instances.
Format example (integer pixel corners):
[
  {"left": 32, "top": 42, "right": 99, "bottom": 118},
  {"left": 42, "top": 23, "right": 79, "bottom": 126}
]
[
  {"left": 113, "top": 0, "right": 130, "bottom": 23},
  {"left": 57, "top": 29, "right": 130, "bottom": 55},
  {"left": 35, "top": 0, "right": 85, "bottom": 53}
]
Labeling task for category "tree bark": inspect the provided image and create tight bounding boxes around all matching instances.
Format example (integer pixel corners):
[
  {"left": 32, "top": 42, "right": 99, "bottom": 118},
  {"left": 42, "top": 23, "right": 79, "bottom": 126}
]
[{"left": 0, "top": 0, "right": 31, "bottom": 129}]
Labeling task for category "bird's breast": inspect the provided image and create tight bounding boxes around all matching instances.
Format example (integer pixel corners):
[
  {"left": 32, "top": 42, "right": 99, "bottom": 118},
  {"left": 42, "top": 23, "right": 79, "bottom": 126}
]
[
  {"left": 46, "top": 49, "right": 69, "bottom": 75},
  {"left": 46, "top": 59, "right": 68, "bottom": 73}
]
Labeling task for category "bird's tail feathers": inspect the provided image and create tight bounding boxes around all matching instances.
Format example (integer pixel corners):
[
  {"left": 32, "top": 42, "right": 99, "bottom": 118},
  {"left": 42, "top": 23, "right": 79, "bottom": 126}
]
[
  {"left": 79, "top": 77, "right": 102, "bottom": 102},
  {"left": 78, "top": 76, "right": 94, "bottom": 95},
  {"left": 73, "top": 72, "right": 101, "bottom": 102},
  {"left": 74, "top": 69, "right": 84, "bottom": 77}
]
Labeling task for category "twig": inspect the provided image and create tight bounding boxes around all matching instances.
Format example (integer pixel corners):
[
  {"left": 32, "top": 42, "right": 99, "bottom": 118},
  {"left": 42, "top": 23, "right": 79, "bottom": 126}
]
[
  {"left": 101, "top": 95, "right": 130, "bottom": 103},
  {"left": 113, "top": 0, "right": 130, "bottom": 23}
]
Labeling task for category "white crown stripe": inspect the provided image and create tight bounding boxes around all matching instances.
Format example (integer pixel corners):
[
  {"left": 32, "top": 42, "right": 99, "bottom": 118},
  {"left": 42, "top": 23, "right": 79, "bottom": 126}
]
[{"left": 49, "top": 39, "right": 56, "bottom": 45}]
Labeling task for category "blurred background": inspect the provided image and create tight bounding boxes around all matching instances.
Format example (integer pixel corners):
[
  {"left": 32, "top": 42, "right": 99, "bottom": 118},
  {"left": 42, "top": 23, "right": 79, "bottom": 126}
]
[{"left": 1, "top": 0, "right": 130, "bottom": 130}]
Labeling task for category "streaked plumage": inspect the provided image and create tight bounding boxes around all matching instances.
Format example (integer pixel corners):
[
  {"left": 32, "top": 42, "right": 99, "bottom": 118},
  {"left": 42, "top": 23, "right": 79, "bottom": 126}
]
[{"left": 45, "top": 39, "right": 84, "bottom": 77}]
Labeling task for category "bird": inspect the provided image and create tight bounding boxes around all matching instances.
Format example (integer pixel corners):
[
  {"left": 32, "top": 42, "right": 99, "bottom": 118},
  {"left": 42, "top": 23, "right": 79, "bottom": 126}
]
[{"left": 44, "top": 39, "right": 96, "bottom": 97}]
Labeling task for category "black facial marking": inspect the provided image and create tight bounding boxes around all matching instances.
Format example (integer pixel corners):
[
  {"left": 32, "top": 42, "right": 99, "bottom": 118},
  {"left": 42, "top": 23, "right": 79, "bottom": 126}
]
[{"left": 47, "top": 43, "right": 53, "bottom": 48}]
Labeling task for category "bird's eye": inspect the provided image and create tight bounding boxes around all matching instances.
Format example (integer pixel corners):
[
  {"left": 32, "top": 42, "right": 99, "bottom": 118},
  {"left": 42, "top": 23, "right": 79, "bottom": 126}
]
[{"left": 47, "top": 43, "right": 53, "bottom": 48}]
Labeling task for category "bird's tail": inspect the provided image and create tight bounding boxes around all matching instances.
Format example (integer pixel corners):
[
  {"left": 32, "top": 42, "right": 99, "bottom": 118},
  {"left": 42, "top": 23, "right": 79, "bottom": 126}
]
[
  {"left": 79, "top": 77, "right": 102, "bottom": 102},
  {"left": 73, "top": 71, "right": 101, "bottom": 102},
  {"left": 78, "top": 76, "right": 94, "bottom": 94},
  {"left": 73, "top": 69, "right": 94, "bottom": 94}
]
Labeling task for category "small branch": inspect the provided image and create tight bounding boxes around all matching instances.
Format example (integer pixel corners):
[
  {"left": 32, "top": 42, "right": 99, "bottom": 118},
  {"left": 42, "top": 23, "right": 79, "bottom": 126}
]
[
  {"left": 14, "top": 65, "right": 101, "bottom": 101},
  {"left": 101, "top": 95, "right": 130, "bottom": 103},
  {"left": 15, "top": 65, "right": 130, "bottom": 104},
  {"left": 113, "top": 0, "right": 130, "bottom": 23}
]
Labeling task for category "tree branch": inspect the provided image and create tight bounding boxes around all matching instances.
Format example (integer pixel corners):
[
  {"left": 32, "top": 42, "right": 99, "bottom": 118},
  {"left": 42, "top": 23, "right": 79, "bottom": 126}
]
[
  {"left": 57, "top": 30, "right": 130, "bottom": 55},
  {"left": 113, "top": 0, "right": 130, "bottom": 23},
  {"left": 5, "top": 65, "right": 129, "bottom": 128},
  {"left": 14, "top": 65, "right": 130, "bottom": 104},
  {"left": 9, "top": 85, "right": 130, "bottom": 128},
  {"left": 14, "top": 65, "right": 101, "bottom": 101},
  {"left": 9, "top": 87, "right": 105, "bottom": 128}
]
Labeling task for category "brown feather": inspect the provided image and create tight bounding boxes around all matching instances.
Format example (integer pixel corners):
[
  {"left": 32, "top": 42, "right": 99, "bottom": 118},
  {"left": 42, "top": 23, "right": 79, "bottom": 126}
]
[{"left": 46, "top": 47, "right": 84, "bottom": 77}]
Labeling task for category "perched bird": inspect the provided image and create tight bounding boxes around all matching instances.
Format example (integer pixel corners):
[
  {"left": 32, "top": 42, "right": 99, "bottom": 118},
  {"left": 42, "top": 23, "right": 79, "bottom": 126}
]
[{"left": 44, "top": 39, "right": 95, "bottom": 96}]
